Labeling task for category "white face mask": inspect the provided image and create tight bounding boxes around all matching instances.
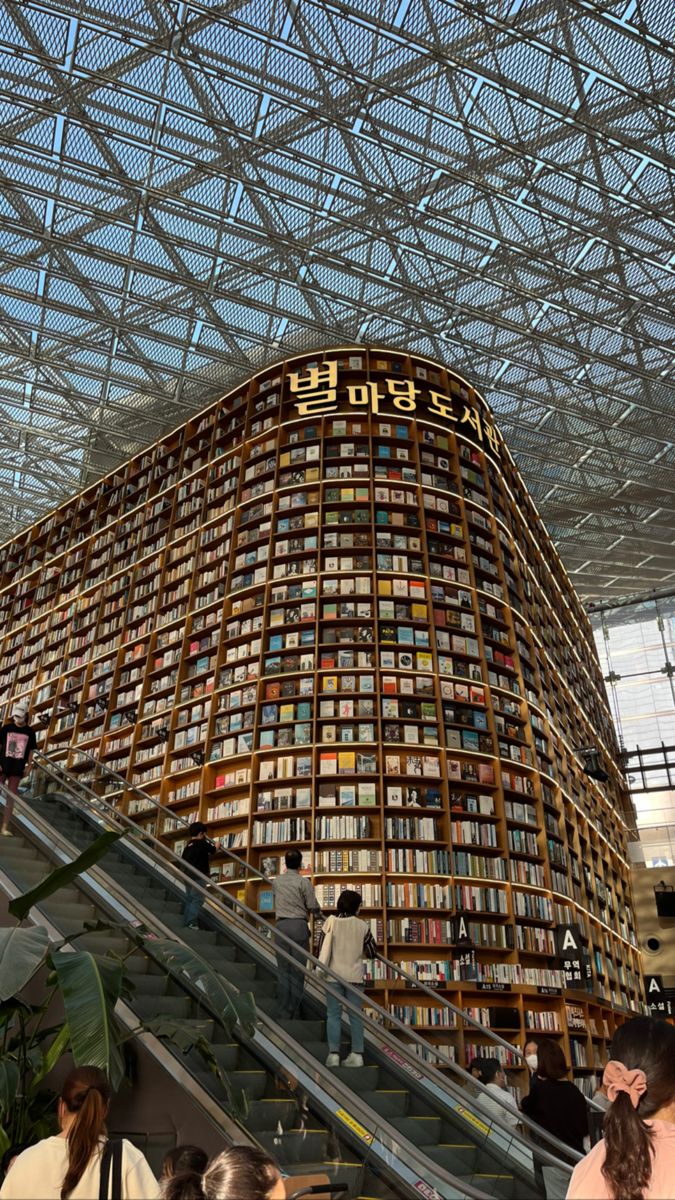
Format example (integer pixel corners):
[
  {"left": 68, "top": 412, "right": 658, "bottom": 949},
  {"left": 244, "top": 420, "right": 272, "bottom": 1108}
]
[{"left": 526, "top": 1054, "right": 539, "bottom": 1072}]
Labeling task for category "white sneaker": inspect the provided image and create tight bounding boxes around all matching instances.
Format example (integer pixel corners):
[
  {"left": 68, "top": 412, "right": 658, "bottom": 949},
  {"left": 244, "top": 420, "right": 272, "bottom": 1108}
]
[
  {"left": 325, "top": 1053, "right": 340, "bottom": 1068},
  {"left": 342, "top": 1052, "right": 364, "bottom": 1068}
]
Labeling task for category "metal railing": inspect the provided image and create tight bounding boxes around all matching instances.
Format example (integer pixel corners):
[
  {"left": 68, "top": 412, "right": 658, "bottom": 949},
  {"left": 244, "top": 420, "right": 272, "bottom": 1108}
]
[
  {"left": 4, "top": 778, "right": 481, "bottom": 1200},
  {"left": 71, "top": 753, "right": 532, "bottom": 1064},
  {"left": 27, "top": 751, "right": 585, "bottom": 1176}
]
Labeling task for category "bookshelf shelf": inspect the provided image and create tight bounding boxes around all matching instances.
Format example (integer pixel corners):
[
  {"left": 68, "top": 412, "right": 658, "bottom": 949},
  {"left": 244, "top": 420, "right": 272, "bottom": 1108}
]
[{"left": 1, "top": 346, "right": 644, "bottom": 1088}]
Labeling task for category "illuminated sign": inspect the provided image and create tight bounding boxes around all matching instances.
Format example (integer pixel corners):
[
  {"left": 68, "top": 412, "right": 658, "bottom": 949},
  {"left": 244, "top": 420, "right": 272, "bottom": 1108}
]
[{"left": 288, "top": 360, "right": 502, "bottom": 458}]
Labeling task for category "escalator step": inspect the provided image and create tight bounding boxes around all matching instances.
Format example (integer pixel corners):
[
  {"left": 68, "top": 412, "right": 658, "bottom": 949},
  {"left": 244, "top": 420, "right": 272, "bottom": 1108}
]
[
  {"left": 211, "top": 1043, "right": 259, "bottom": 1072},
  {"left": 127, "top": 972, "right": 171, "bottom": 996},
  {"left": 330, "top": 1066, "right": 381, "bottom": 1092},
  {"left": 258, "top": 1129, "right": 330, "bottom": 1164},
  {"left": 76, "top": 933, "right": 130, "bottom": 955},
  {"left": 358, "top": 1091, "right": 409, "bottom": 1118},
  {"left": 213, "top": 959, "right": 258, "bottom": 982},
  {"left": 245, "top": 1099, "right": 297, "bottom": 1132},
  {"left": 457, "top": 1174, "right": 515, "bottom": 1198},
  {"left": 420, "top": 1143, "right": 479, "bottom": 1173},
  {"left": 287, "top": 1161, "right": 363, "bottom": 1197},
  {"left": 391, "top": 1116, "right": 442, "bottom": 1144},
  {"left": 228, "top": 1070, "right": 269, "bottom": 1101},
  {"left": 133, "top": 994, "right": 192, "bottom": 1019},
  {"left": 184, "top": 929, "right": 219, "bottom": 945},
  {"left": 279, "top": 1019, "right": 326, "bottom": 1041}
]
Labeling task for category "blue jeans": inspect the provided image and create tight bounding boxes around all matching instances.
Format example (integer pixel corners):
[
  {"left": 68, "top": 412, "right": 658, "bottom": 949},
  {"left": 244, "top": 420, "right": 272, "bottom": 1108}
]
[
  {"left": 276, "top": 919, "right": 310, "bottom": 1018},
  {"left": 326, "top": 982, "right": 364, "bottom": 1054},
  {"left": 183, "top": 886, "right": 203, "bottom": 926}
]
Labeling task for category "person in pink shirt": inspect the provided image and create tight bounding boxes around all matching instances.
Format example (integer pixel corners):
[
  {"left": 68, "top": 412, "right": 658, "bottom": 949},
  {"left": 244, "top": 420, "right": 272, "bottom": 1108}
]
[{"left": 566, "top": 1017, "right": 675, "bottom": 1200}]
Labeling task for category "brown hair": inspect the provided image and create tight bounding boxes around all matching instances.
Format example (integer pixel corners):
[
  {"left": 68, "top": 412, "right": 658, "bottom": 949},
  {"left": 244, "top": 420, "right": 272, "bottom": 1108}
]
[
  {"left": 535, "top": 1038, "right": 569, "bottom": 1080},
  {"left": 163, "top": 1145, "right": 281, "bottom": 1200},
  {"left": 161, "top": 1144, "right": 208, "bottom": 1181},
  {"left": 602, "top": 1017, "right": 675, "bottom": 1200},
  {"left": 60, "top": 1066, "right": 111, "bottom": 1199}
]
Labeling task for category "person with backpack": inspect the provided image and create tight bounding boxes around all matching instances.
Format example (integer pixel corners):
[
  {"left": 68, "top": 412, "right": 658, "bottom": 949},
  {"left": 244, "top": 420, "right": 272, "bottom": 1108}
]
[
  {"left": 181, "top": 822, "right": 217, "bottom": 929},
  {"left": 0, "top": 1066, "right": 158, "bottom": 1198},
  {"left": 0, "top": 701, "right": 37, "bottom": 837},
  {"left": 319, "top": 889, "right": 376, "bottom": 1068}
]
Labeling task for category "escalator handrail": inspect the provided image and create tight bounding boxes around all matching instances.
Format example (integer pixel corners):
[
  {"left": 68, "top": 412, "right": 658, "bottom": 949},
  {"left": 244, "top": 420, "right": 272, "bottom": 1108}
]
[
  {"left": 29, "top": 757, "right": 583, "bottom": 1172},
  {"left": 68, "top": 752, "right": 532, "bottom": 1064},
  {"left": 75, "top": 752, "right": 603, "bottom": 1115},
  {"left": 5, "top": 783, "right": 492, "bottom": 1200},
  {"left": 71, "top": 750, "right": 269, "bottom": 883}
]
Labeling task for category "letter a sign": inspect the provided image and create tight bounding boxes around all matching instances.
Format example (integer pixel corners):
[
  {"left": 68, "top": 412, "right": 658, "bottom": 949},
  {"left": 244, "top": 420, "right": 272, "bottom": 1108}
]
[
  {"left": 555, "top": 924, "right": 585, "bottom": 987},
  {"left": 645, "top": 975, "right": 673, "bottom": 1016}
]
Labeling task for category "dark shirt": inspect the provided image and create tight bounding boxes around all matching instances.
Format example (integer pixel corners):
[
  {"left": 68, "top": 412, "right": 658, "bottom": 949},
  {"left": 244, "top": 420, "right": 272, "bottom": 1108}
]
[
  {"left": 521, "top": 1077, "right": 589, "bottom": 1153},
  {"left": 181, "top": 836, "right": 216, "bottom": 877},
  {"left": 0, "top": 721, "right": 37, "bottom": 778}
]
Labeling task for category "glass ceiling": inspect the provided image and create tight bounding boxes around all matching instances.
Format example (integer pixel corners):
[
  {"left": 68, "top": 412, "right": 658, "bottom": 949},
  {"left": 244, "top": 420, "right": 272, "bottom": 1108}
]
[{"left": 0, "top": 0, "right": 674, "bottom": 600}]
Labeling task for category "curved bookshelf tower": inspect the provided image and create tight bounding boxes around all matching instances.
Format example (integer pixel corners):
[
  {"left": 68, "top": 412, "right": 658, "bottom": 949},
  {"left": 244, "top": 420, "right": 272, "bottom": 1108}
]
[{"left": 0, "top": 347, "right": 644, "bottom": 1093}]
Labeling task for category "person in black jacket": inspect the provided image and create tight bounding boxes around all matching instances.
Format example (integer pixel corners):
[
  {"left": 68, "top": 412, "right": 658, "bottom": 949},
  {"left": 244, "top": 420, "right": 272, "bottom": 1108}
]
[
  {"left": 520, "top": 1038, "right": 588, "bottom": 1198},
  {"left": 181, "top": 822, "right": 216, "bottom": 929}
]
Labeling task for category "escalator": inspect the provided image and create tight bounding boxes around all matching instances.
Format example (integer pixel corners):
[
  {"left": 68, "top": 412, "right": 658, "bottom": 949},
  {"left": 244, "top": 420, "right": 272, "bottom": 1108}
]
[{"left": 1, "top": 760, "right": 580, "bottom": 1198}]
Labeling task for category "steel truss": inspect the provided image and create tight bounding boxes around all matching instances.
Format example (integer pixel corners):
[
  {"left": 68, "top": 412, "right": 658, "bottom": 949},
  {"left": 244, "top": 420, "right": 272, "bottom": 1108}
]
[{"left": 0, "top": 0, "right": 674, "bottom": 598}]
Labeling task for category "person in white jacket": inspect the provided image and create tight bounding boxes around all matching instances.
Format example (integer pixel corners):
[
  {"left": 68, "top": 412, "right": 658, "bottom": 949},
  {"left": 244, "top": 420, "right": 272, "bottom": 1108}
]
[
  {"left": 0, "top": 1066, "right": 158, "bottom": 1199},
  {"left": 318, "top": 889, "right": 376, "bottom": 1069}
]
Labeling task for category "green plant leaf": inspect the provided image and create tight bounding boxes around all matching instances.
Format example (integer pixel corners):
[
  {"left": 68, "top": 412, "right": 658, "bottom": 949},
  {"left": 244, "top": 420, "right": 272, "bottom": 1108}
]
[
  {"left": 50, "top": 951, "right": 125, "bottom": 1089},
  {"left": 0, "top": 925, "right": 50, "bottom": 1000},
  {"left": 8, "top": 830, "right": 122, "bottom": 921},
  {"left": 30, "top": 1023, "right": 71, "bottom": 1090},
  {"left": 142, "top": 1015, "right": 215, "bottom": 1053},
  {"left": 0, "top": 1061, "right": 19, "bottom": 1117},
  {"left": 139, "top": 937, "right": 256, "bottom": 1036}
]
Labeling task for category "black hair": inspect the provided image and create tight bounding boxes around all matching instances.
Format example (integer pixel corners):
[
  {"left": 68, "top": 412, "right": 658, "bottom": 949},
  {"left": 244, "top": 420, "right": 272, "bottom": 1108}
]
[
  {"left": 535, "top": 1038, "right": 569, "bottom": 1080},
  {"left": 471, "top": 1057, "right": 501, "bottom": 1085},
  {"left": 163, "top": 1145, "right": 281, "bottom": 1200},
  {"left": 188, "top": 822, "right": 207, "bottom": 837},
  {"left": 602, "top": 1017, "right": 675, "bottom": 1200},
  {"left": 336, "top": 889, "right": 362, "bottom": 916},
  {"left": 285, "top": 849, "right": 302, "bottom": 869},
  {"left": 161, "top": 1145, "right": 208, "bottom": 1181}
]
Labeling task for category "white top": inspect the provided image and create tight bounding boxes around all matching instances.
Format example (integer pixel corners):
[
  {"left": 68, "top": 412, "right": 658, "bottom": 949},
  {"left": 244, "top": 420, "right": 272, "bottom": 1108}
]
[
  {"left": 476, "top": 1082, "right": 521, "bottom": 1128},
  {"left": 0, "top": 1137, "right": 159, "bottom": 1200},
  {"left": 319, "top": 914, "right": 371, "bottom": 984}
]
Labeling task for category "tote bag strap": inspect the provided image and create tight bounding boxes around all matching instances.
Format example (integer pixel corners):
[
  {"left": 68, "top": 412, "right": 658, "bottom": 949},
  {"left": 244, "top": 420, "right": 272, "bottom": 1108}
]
[{"left": 99, "top": 1139, "right": 124, "bottom": 1200}]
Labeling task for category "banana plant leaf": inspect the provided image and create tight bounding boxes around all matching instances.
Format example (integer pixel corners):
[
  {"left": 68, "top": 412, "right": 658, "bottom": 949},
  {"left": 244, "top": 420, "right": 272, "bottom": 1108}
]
[
  {"left": 138, "top": 937, "right": 256, "bottom": 1036},
  {"left": 30, "top": 1023, "right": 71, "bottom": 1090},
  {"left": 0, "top": 1061, "right": 19, "bottom": 1120},
  {"left": 141, "top": 1017, "right": 248, "bottom": 1121},
  {"left": 9, "top": 830, "right": 122, "bottom": 921},
  {"left": 141, "top": 1015, "right": 217, "bottom": 1053},
  {"left": 50, "top": 950, "right": 125, "bottom": 1089},
  {"left": 0, "top": 925, "right": 50, "bottom": 1000}
]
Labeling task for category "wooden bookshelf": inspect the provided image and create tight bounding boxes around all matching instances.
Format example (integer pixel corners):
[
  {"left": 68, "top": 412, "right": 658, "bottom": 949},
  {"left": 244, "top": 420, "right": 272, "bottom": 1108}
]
[{"left": 0, "top": 347, "right": 644, "bottom": 1094}]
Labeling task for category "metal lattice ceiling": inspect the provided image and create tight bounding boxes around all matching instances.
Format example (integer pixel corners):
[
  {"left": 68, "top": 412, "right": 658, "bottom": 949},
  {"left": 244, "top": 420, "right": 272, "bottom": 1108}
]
[{"left": 1, "top": 0, "right": 674, "bottom": 600}]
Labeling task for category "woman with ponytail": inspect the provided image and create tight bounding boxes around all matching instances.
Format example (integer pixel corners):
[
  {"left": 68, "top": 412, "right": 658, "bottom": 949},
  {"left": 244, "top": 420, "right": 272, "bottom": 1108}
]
[
  {"left": 567, "top": 1017, "right": 675, "bottom": 1200},
  {"left": 0, "top": 1066, "right": 158, "bottom": 1199},
  {"left": 162, "top": 1146, "right": 284, "bottom": 1200}
]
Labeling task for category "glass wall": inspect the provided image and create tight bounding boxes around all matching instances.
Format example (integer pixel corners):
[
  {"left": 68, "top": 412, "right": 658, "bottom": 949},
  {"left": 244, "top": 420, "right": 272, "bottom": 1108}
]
[{"left": 591, "top": 594, "right": 675, "bottom": 866}]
